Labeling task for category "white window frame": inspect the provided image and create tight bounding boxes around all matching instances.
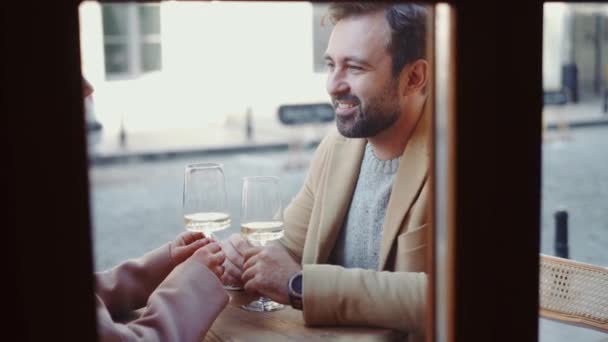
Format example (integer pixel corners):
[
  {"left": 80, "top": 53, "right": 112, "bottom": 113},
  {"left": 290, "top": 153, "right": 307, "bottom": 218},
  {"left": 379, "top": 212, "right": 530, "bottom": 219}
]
[{"left": 102, "top": 3, "right": 162, "bottom": 80}]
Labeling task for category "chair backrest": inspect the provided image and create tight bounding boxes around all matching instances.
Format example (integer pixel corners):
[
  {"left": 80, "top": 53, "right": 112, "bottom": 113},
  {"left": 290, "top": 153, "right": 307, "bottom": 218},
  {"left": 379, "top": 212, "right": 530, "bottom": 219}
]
[{"left": 539, "top": 254, "right": 608, "bottom": 332}]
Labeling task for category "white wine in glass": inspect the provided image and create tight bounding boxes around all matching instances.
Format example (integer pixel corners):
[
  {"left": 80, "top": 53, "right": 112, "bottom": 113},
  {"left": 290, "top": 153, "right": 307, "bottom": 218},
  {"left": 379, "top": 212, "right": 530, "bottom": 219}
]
[
  {"left": 241, "top": 220, "right": 284, "bottom": 246},
  {"left": 240, "top": 176, "right": 285, "bottom": 312},
  {"left": 184, "top": 212, "right": 231, "bottom": 235},
  {"left": 182, "top": 163, "right": 231, "bottom": 239}
]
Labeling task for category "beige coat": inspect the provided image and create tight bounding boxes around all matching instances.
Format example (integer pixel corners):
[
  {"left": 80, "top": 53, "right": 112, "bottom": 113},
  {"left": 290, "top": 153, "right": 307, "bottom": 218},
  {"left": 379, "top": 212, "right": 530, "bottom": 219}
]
[
  {"left": 95, "top": 243, "right": 229, "bottom": 341},
  {"left": 280, "top": 112, "right": 429, "bottom": 340}
]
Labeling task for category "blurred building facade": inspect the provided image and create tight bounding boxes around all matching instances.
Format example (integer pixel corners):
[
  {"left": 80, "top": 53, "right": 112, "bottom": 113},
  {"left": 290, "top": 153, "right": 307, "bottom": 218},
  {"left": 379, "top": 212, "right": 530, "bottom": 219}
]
[
  {"left": 78, "top": 2, "right": 332, "bottom": 134},
  {"left": 544, "top": 3, "right": 608, "bottom": 103}
]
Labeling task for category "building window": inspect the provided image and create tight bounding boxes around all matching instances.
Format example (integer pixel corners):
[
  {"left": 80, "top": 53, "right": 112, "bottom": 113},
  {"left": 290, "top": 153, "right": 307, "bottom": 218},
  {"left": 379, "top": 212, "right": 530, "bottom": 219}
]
[{"left": 102, "top": 3, "right": 162, "bottom": 79}]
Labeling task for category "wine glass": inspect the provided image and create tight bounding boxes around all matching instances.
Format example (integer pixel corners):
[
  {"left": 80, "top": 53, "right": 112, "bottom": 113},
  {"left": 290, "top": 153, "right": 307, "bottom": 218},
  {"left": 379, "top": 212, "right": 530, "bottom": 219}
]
[
  {"left": 240, "top": 176, "right": 285, "bottom": 312},
  {"left": 182, "top": 163, "right": 231, "bottom": 240}
]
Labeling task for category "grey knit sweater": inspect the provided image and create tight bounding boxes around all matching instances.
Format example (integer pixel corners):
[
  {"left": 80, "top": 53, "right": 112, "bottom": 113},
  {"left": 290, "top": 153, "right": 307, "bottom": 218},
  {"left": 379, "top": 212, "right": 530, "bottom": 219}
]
[{"left": 329, "top": 143, "right": 400, "bottom": 270}]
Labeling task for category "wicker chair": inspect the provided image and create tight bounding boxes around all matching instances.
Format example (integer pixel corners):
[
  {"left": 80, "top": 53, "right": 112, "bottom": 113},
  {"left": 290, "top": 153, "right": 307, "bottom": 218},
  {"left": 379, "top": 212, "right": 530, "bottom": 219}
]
[{"left": 539, "top": 254, "right": 608, "bottom": 332}]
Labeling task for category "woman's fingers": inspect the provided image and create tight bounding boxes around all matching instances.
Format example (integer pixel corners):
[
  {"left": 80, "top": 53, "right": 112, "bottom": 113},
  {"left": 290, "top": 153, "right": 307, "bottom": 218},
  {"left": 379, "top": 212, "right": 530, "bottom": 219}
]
[
  {"left": 191, "top": 243, "right": 225, "bottom": 269},
  {"left": 180, "top": 231, "right": 205, "bottom": 245}
]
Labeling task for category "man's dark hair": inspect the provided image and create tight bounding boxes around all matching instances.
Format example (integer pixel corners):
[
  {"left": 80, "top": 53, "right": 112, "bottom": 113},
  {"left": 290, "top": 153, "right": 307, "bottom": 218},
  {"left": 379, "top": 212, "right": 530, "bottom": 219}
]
[{"left": 327, "top": 2, "right": 427, "bottom": 78}]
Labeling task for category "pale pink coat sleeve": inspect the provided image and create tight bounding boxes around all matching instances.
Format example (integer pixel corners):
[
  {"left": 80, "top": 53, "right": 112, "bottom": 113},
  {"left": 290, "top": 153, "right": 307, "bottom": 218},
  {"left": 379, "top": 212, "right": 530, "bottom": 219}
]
[
  {"left": 95, "top": 244, "right": 229, "bottom": 342},
  {"left": 95, "top": 244, "right": 176, "bottom": 316}
]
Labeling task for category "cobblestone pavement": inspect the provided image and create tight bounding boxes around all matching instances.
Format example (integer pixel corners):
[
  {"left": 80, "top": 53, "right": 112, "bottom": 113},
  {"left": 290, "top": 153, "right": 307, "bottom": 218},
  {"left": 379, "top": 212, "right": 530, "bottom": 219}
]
[
  {"left": 89, "top": 126, "right": 608, "bottom": 341},
  {"left": 541, "top": 126, "right": 608, "bottom": 266},
  {"left": 539, "top": 126, "right": 608, "bottom": 341}
]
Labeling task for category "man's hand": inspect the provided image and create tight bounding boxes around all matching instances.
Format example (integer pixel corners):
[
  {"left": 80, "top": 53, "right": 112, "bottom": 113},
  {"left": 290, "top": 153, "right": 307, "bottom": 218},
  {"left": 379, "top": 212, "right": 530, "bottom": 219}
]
[
  {"left": 220, "top": 234, "right": 252, "bottom": 287},
  {"left": 241, "top": 244, "right": 302, "bottom": 305},
  {"left": 169, "top": 231, "right": 211, "bottom": 266}
]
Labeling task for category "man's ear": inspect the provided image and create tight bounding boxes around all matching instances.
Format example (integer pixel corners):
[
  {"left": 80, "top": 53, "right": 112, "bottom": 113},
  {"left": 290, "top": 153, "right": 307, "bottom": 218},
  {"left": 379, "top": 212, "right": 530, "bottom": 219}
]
[{"left": 399, "top": 59, "right": 429, "bottom": 97}]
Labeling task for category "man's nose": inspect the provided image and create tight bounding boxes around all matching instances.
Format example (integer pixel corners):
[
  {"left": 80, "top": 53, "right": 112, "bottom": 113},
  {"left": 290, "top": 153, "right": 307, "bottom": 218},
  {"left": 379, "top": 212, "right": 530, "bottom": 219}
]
[{"left": 326, "top": 71, "right": 349, "bottom": 96}]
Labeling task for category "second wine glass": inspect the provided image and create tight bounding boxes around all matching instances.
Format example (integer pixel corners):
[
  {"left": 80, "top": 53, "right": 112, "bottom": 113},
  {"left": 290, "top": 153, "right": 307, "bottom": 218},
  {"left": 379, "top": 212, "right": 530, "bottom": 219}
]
[{"left": 240, "top": 176, "right": 285, "bottom": 312}]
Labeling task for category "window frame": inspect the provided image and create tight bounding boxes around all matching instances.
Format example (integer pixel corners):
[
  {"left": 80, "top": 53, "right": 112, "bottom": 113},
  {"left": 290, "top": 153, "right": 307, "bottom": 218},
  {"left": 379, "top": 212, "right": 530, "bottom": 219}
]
[
  {"left": 101, "top": 2, "right": 162, "bottom": 79},
  {"left": 437, "top": 2, "right": 543, "bottom": 341},
  {"left": 4, "top": 1, "right": 543, "bottom": 341}
]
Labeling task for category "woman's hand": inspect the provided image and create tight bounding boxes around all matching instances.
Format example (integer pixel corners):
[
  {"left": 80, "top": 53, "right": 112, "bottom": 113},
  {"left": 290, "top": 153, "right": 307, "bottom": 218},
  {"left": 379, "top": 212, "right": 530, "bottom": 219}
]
[
  {"left": 169, "top": 231, "right": 211, "bottom": 266},
  {"left": 190, "top": 241, "right": 226, "bottom": 279}
]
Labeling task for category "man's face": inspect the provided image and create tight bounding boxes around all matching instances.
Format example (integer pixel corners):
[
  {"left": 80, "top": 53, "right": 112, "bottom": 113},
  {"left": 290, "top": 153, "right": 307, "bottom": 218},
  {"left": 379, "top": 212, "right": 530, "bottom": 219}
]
[{"left": 324, "top": 11, "right": 400, "bottom": 138}]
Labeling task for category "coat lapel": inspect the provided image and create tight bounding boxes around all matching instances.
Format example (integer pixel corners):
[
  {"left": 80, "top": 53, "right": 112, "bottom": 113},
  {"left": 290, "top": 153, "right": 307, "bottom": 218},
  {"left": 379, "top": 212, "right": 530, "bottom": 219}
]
[
  {"left": 314, "top": 137, "right": 366, "bottom": 263},
  {"left": 378, "top": 112, "right": 430, "bottom": 270}
]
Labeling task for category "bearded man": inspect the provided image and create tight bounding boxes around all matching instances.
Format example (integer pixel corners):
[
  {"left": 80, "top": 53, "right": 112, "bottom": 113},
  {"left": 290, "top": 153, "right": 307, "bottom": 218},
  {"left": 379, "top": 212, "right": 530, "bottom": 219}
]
[{"left": 223, "top": 3, "right": 430, "bottom": 341}]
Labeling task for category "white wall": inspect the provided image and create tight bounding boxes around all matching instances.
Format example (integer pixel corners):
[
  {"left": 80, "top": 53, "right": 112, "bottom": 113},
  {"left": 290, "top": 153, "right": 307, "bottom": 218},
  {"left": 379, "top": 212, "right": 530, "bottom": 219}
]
[
  {"left": 543, "top": 3, "right": 567, "bottom": 91},
  {"left": 78, "top": 1, "right": 329, "bottom": 133},
  {"left": 79, "top": 2, "right": 105, "bottom": 95}
]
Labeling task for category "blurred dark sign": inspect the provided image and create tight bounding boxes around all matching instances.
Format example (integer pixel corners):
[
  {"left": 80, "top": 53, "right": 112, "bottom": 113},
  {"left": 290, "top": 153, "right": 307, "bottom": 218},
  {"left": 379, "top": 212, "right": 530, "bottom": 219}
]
[
  {"left": 544, "top": 90, "right": 568, "bottom": 105},
  {"left": 278, "top": 103, "right": 335, "bottom": 125}
]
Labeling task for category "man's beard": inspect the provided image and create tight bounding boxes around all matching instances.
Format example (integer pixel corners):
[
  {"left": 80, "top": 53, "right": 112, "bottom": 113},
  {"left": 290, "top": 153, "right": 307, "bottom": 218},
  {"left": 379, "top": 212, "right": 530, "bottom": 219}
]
[{"left": 334, "top": 83, "right": 400, "bottom": 138}]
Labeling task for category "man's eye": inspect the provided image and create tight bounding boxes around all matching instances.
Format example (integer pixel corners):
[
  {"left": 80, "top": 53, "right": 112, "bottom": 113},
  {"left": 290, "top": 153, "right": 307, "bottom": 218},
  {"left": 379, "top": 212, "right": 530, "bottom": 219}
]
[
  {"left": 325, "top": 63, "right": 335, "bottom": 71},
  {"left": 348, "top": 65, "right": 364, "bottom": 72}
]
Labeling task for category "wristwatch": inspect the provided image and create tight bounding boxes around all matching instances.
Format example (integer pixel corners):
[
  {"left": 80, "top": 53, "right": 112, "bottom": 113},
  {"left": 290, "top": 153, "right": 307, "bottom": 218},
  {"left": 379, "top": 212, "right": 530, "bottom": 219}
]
[{"left": 288, "top": 271, "right": 303, "bottom": 310}]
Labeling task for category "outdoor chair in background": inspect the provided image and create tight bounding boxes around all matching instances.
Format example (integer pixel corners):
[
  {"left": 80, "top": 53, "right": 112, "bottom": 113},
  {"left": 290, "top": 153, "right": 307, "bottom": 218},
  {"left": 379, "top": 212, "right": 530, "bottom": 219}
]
[
  {"left": 277, "top": 103, "right": 334, "bottom": 170},
  {"left": 539, "top": 254, "right": 608, "bottom": 333}
]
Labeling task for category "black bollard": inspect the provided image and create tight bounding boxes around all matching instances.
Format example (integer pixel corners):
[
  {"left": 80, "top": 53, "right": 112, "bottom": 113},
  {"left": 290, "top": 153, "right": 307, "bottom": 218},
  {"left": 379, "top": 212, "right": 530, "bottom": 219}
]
[{"left": 554, "top": 210, "right": 569, "bottom": 259}]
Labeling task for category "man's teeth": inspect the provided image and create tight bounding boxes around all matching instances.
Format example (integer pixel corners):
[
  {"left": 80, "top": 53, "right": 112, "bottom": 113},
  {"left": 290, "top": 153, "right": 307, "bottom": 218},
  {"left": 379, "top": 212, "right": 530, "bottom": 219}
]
[{"left": 337, "top": 102, "right": 357, "bottom": 109}]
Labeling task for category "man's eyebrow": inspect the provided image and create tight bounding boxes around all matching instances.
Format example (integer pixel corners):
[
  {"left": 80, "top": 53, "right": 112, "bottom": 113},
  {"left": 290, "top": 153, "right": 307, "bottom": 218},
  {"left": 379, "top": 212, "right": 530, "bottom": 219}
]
[
  {"left": 344, "top": 56, "right": 373, "bottom": 68},
  {"left": 323, "top": 54, "right": 373, "bottom": 68}
]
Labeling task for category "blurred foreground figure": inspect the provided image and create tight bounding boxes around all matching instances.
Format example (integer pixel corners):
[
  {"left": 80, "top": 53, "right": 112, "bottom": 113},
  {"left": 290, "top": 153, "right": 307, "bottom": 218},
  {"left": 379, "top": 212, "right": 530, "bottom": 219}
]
[
  {"left": 83, "top": 78, "right": 228, "bottom": 341},
  {"left": 95, "top": 231, "right": 228, "bottom": 341}
]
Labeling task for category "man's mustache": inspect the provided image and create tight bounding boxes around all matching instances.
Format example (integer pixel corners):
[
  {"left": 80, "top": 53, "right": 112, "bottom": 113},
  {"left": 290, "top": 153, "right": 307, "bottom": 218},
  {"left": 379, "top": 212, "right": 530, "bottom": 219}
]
[{"left": 332, "top": 95, "right": 361, "bottom": 107}]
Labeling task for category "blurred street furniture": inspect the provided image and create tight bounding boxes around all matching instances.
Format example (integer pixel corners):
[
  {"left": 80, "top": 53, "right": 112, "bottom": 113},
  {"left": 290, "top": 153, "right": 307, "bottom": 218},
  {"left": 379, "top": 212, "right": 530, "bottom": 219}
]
[
  {"left": 84, "top": 94, "right": 103, "bottom": 147},
  {"left": 543, "top": 91, "right": 568, "bottom": 106},
  {"left": 278, "top": 103, "right": 334, "bottom": 170},
  {"left": 542, "top": 107, "right": 572, "bottom": 142},
  {"left": 554, "top": 209, "right": 569, "bottom": 259},
  {"left": 542, "top": 78, "right": 571, "bottom": 142},
  {"left": 562, "top": 63, "right": 579, "bottom": 104},
  {"left": 539, "top": 254, "right": 608, "bottom": 333},
  {"left": 85, "top": 96, "right": 103, "bottom": 132}
]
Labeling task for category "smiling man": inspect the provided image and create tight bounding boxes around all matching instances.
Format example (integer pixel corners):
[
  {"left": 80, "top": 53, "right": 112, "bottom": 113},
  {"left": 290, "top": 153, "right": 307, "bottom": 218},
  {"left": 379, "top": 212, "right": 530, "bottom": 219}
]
[{"left": 223, "top": 3, "right": 430, "bottom": 340}]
